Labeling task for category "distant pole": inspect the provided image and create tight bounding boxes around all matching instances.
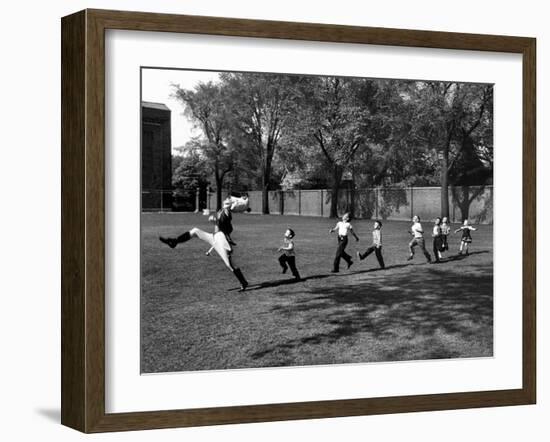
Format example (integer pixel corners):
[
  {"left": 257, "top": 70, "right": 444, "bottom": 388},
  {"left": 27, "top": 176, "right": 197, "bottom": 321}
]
[
  {"left": 298, "top": 189, "right": 302, "bottom": 216},
  {"left": 194, "top": 189, "right": 200, "bottom": 213},
  {"left": 410, "top": 187, "right": 414, "bottom": 219},
  {"left": 320, "top": 189, "right": 323, "bottom": 217}
]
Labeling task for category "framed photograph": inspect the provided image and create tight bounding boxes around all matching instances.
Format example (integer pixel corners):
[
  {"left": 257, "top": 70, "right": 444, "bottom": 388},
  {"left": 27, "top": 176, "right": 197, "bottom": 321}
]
[{"left": 61, "top": 9, "right": 536, "bottom": 433}]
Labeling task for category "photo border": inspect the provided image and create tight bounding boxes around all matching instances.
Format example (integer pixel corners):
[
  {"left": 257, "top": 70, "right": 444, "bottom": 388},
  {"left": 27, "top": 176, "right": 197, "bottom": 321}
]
[{"left": 61, "top": 9, "right": 536, "bottom": 433}]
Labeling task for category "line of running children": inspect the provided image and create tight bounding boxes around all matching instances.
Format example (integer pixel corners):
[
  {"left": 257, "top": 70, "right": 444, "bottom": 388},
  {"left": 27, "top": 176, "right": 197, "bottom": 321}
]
[{"left": 276, "top": 214, "right": 477, "bottom": 279}]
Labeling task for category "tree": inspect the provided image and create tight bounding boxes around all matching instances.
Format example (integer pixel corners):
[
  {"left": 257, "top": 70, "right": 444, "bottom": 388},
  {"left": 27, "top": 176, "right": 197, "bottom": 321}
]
[
  {"left": 172, "top": 81, "right": 234, "bottom": 210},
  {"left": 408, "top": 81, "right": 493, "bottom": 218},
  {"left": 294, "top": 77, "right": 380, "bottom": 218},
  {"left": 220, "top": 73, "right": 301, "bottom": 214},
  {"left": 171, "top": 142, "right": 210, "bottom": 211}
]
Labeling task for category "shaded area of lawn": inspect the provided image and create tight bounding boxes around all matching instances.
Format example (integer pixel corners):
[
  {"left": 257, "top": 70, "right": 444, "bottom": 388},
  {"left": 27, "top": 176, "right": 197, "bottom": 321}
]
[
  {"left": 141, "top": 213, "right": 493, "bottom": 373},
  {"left": 250, "top": 262, "right": 492, "bottom": 365}
]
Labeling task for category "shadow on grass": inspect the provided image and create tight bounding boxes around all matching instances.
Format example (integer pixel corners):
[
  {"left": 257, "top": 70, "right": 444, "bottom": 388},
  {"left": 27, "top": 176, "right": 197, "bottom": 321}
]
[
  {"left": 442, "top": 250, "right": 489, "bottom": 262},
  {"left": 250, "top": 261, "right": 493, "bottom": 362},
  {"left": 230, "top": 252, "right": 489, "bottom": 292},
  {"left": 229, "top": 263, "right": 416, "bottom": 292}
]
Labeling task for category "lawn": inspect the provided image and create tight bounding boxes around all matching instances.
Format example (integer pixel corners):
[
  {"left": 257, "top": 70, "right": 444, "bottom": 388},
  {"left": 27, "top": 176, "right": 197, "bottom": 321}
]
[{"left": 141, "top": 212, "right": 493, "bottom": 373}]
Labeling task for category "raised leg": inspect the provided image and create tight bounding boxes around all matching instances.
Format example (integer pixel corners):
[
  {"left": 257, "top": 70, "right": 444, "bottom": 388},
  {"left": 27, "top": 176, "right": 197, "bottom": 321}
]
[
  {"left": 358, "top": 246, "right": 375, "bottom": 261},
  {"left": 159, "top": 227, "right": 216, "bottom": 249}
]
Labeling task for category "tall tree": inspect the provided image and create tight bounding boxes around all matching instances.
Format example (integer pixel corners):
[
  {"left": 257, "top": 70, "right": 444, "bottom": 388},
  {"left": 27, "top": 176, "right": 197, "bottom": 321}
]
[
  {"left": 409, "top": 81, "right": 493, "bottom": 218},
  {"left": 294, "top": 77, "right": 377, "bottom": 218},
  {"left": 172, "top": 81, "right": 234, "bottom": 210},
  {"left": 221, "top": 73, "right": 301, "bottom": 214}
]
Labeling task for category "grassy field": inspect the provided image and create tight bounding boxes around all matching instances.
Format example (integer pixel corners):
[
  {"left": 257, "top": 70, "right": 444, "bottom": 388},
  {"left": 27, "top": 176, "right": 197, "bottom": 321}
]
[{"left": 141, "top": 213, "right": 493, "bottom": 373}]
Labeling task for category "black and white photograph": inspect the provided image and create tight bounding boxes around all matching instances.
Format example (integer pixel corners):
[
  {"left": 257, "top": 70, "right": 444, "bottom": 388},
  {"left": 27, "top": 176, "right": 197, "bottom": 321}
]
[{"left": 141, "top": 68, "right": 494, "bottom": 374}]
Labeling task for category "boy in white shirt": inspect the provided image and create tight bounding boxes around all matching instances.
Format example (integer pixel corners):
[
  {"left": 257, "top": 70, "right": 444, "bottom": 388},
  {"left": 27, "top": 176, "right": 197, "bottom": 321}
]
[
  {"left": 407, "top": 215, "right": 432, "bottom": 263},
  {"left": 329, "top": 213, "right": 359, "bottom": 273}
]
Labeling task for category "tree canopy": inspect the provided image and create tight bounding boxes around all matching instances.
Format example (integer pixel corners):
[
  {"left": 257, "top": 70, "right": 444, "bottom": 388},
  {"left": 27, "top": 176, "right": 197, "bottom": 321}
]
[{"left": 171, "top": 72, "right": 493, "bottom": 216}]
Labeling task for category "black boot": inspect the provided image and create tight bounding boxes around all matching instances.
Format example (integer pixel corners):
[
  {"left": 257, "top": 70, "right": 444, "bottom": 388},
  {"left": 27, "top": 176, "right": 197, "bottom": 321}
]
[
  {"left": 159, "top": 236, "right": 177, "bottom": 248},
  {"left": 233, "top": 268, "right": 248, "bottom": 291},
  {"left": 159, "top": 231, "right": 191, "bottom": 249}
]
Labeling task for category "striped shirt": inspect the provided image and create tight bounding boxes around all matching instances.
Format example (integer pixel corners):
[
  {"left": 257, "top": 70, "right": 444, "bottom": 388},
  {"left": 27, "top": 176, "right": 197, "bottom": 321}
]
[{"left": 372, "top": 229, "right": 382, "bottom": 246}]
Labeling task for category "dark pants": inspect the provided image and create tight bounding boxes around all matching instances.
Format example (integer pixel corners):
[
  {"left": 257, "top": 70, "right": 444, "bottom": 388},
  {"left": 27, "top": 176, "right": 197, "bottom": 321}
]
[
  {"left": 359, "top": 245, "right": 385, "bottom": 269},
  {"left": 278, "top": 254, "right": 301, "bottom": 279},
  {"left": 333, "top": 236, "right": 352, "bottom": 271},
  {"left": 441, "top": 235, "right": 448, "bottom": 251},
  {"left": 433, "top": 236, "right": 443, "bottom": 261}
]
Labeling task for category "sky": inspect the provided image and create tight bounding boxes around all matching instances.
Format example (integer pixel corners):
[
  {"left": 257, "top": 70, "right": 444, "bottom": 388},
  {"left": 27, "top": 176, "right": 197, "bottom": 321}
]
[{"left": 141, "top": 68, "right": 220, "bottom": 151}]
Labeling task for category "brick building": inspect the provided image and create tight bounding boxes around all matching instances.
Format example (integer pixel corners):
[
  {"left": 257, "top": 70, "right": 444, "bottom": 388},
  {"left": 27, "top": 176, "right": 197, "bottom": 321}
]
[{"left": 141, "top": 101, "right": 172, "bottom": 211}]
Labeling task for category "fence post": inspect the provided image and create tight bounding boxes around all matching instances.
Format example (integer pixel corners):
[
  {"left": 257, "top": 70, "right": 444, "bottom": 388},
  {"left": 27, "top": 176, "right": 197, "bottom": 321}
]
[
  {"left": 298, "top": 189, "right": 302, "bottom": 216},
  {"left": 194, "top": 189, "right": 200, "bottom": 213},
  {"left": 320, "top": 189, "right": 323, "bottom": 217},
  {"left": 410, "top": 187, "right": 414, "bottom": 219}
]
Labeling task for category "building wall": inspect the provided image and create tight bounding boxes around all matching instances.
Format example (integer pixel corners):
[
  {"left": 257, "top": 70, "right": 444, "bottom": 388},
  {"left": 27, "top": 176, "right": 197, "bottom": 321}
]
[{"left": 141, "top": 105, "right": 172, "bottom": 211}]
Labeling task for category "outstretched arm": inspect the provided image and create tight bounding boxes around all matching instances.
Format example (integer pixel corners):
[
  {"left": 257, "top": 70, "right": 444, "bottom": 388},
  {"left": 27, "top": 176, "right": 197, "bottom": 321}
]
[{"left": 351, "top": 227, "right": 359, "bottom": 242}]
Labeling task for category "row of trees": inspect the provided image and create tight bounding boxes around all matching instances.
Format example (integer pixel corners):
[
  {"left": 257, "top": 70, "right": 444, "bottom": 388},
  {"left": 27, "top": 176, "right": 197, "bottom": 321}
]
[{"left": 172, "top": 73, "right": 493, "bottom": 218}]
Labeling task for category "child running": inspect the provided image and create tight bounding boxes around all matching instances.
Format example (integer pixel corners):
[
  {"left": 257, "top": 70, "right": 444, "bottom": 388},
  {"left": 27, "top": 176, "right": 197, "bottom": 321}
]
[
  {"left": 407, "top": 215, "right": 432, "bottom": 263},
  {"left": 356, "top": 220, "right": 385, "bottom": 269},
  {"left": 277, "top": 228, "right": 301, "bottom": 280},
  {"left": 432, "top": 217, "right": 443, "bottom": 263},
  {"left": 455, "top": 219, "right": 477, "bottom": 255},
  {"left": 441, "top": 216, "right": 451, "bottom": 253},
  {"left": 329, "top": 213, "right": 359, "bottom": 273}
]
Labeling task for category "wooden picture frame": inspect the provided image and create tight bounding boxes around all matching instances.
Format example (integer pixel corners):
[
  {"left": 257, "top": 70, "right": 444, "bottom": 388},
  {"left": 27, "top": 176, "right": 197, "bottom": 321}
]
[{"left": 61, "top": 9, "right": 536, "bottom": 433}]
